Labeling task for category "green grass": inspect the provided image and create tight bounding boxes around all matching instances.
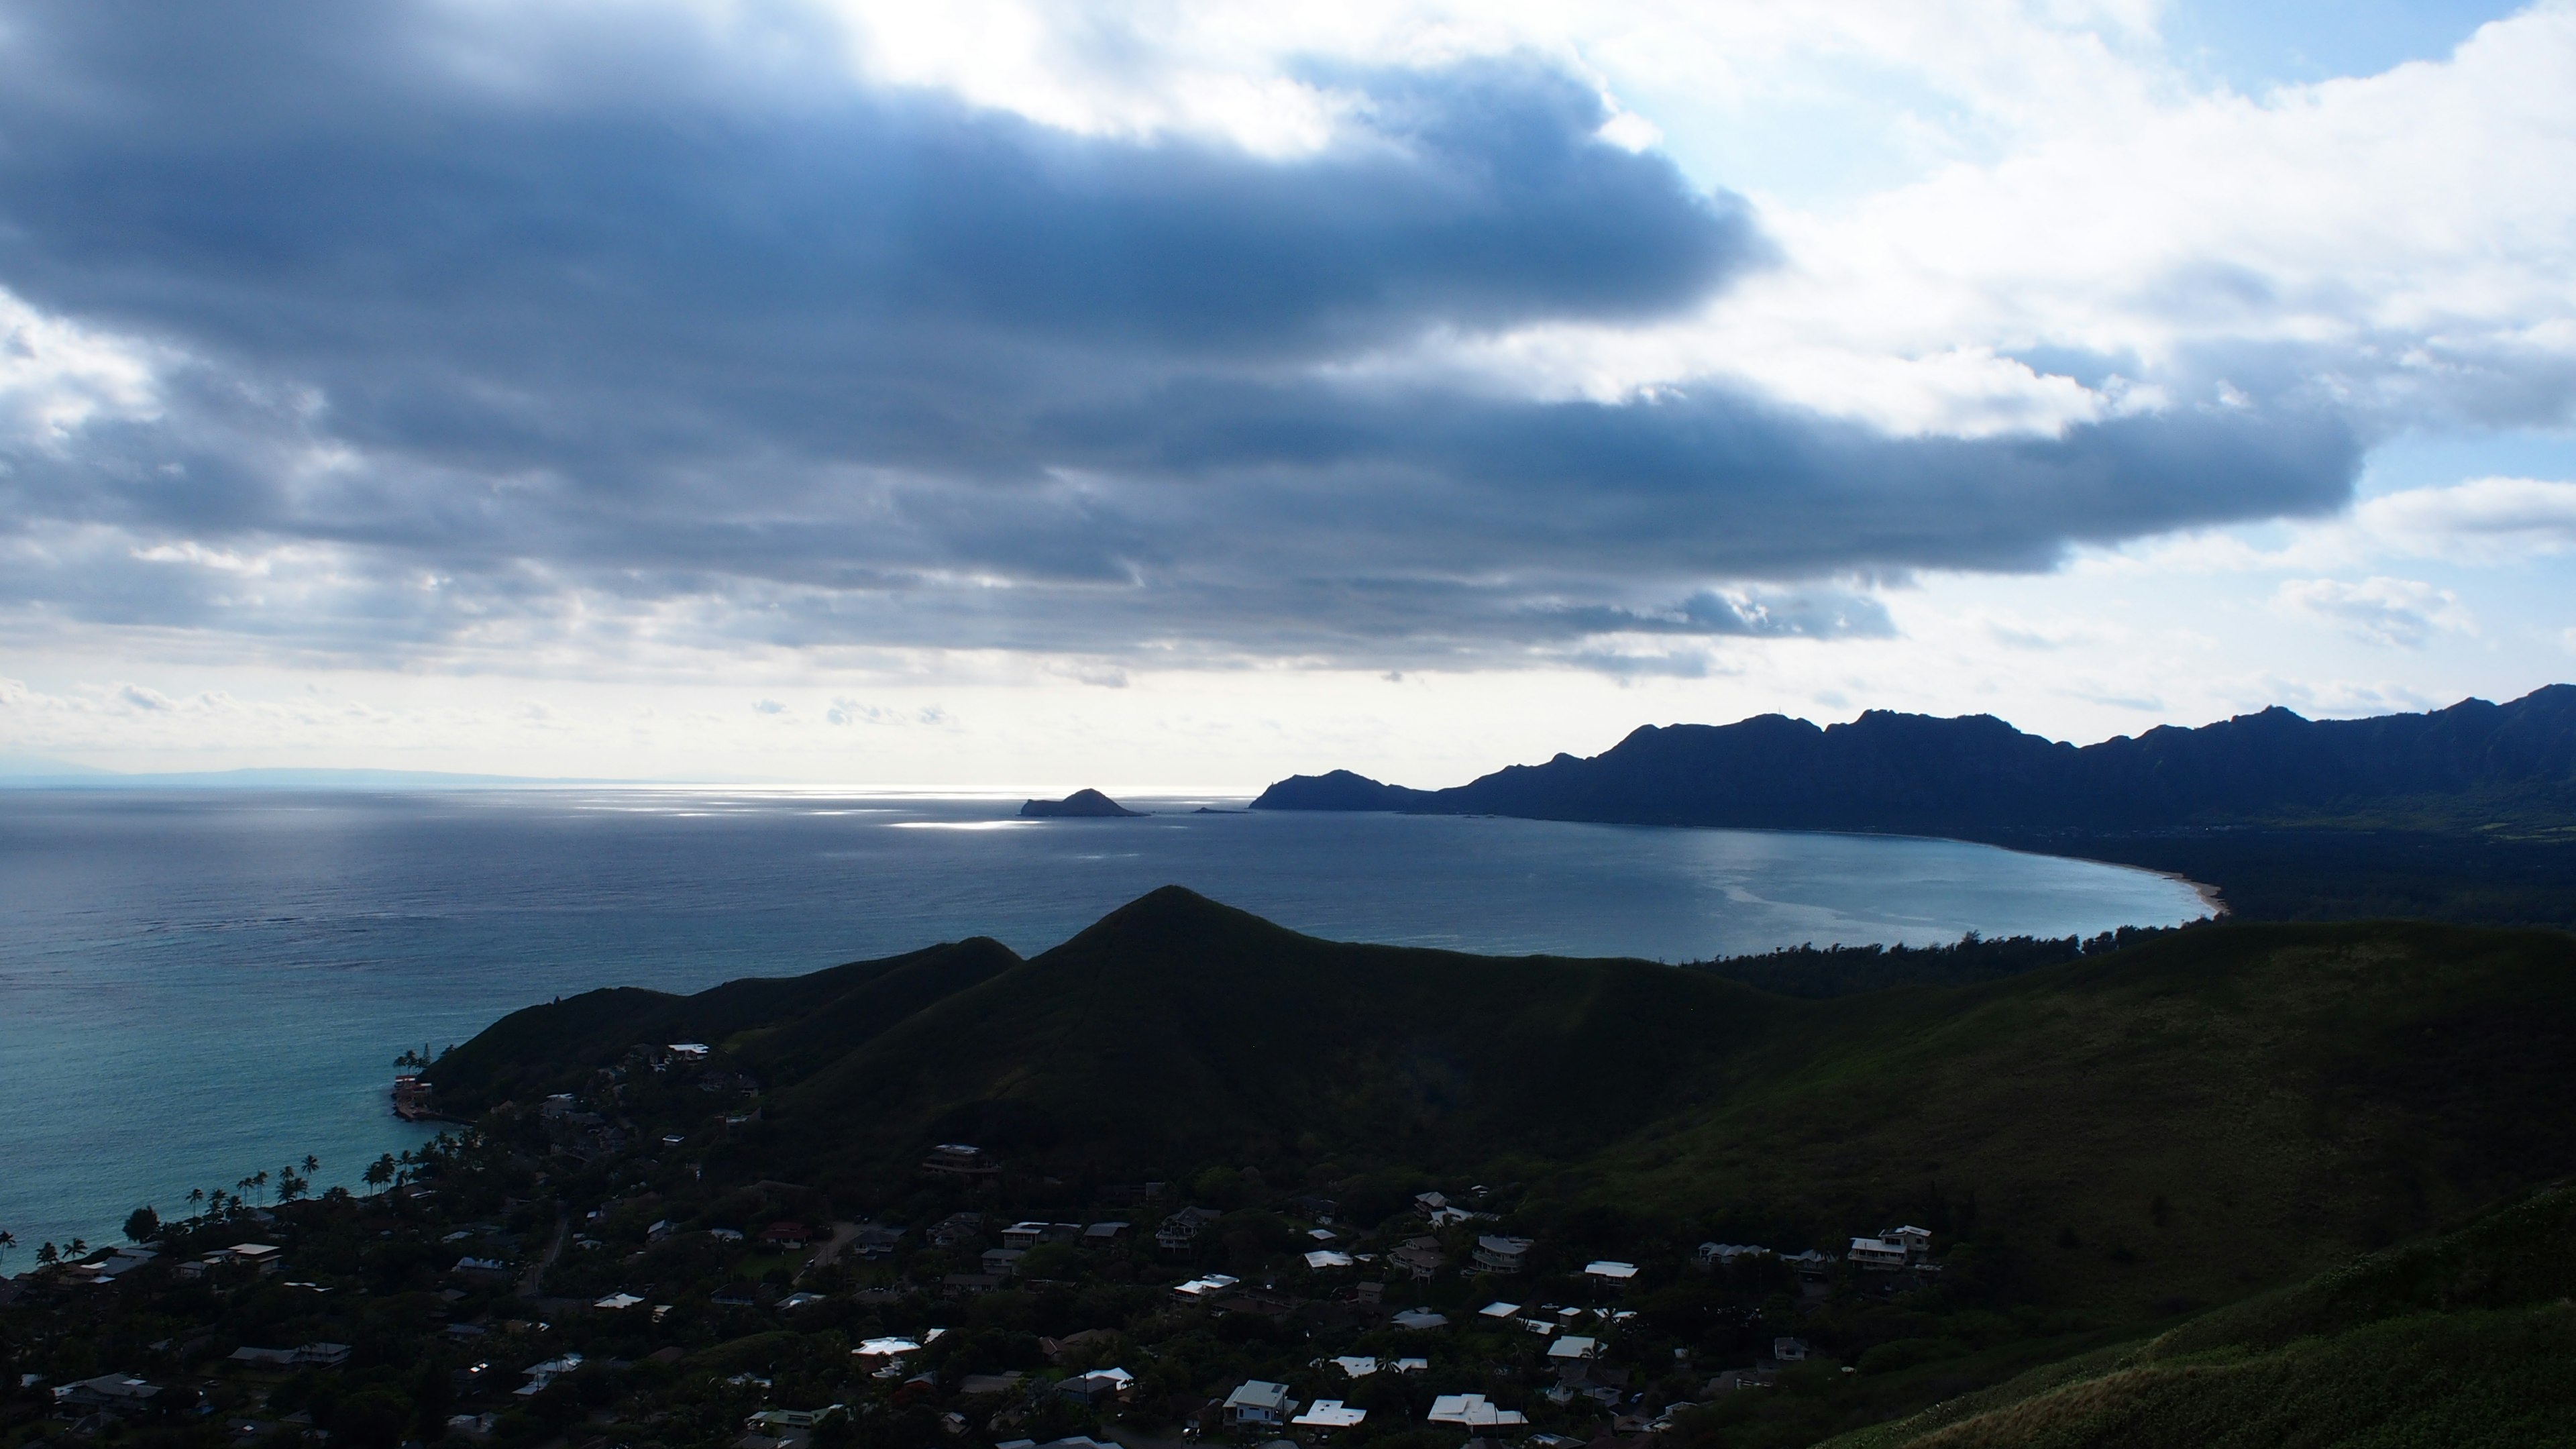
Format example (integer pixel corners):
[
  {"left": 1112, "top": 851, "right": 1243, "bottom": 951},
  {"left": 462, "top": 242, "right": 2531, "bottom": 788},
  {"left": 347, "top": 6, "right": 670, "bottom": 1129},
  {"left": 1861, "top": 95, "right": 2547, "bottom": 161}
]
[{"left": 1824, "top": 1186, "right": 2576, "bottom": 1449}]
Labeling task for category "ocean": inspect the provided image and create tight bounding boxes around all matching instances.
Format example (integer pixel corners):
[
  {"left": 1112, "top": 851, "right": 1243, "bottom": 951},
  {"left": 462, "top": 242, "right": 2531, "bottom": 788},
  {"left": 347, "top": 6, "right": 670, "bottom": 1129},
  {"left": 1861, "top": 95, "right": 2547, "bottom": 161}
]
[{"left": 0, "top": 787, "right": 2209, "bottom": 1251}]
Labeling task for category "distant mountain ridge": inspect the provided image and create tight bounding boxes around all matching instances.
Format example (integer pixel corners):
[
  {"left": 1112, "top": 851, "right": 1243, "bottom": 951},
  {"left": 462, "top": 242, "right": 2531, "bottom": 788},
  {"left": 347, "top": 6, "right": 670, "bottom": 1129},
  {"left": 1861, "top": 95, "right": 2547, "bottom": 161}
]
[{"left": 1252, "top": 686, "right": 2576, "bottom": 834}]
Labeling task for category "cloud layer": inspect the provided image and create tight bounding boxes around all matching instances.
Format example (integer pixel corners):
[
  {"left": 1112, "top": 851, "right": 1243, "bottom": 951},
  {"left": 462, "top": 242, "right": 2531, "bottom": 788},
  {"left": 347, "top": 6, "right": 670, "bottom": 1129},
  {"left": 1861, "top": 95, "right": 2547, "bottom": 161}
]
[{"left": 0, "top": 0, "right": 2418, "bottom": 669}]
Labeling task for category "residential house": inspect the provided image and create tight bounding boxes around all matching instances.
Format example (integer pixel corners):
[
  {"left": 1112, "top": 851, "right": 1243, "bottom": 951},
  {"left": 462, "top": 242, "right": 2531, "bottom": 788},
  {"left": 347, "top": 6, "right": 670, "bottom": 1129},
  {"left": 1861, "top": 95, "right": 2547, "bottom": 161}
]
[
  {"left": 1056, "top": 1368, "right": 1135, "bottom": 1407},
  {"left": 1582, "top": 1260, "right": 1638, "bottom": 1282},
  {"left": 1082, "top": 1221, "right": 1129, "bottom": 1245},
  {"left": 1392, "top": 1235, "right": 1448, "bottom": 1277},
  {"left": 1847, "top": 1237, "right": 1909, "bottom": 1271},
  {"left": 1883, "top": 1225, "right": 1933, "bottom": 1258},
  {"left": 981, "top": 1248, "right": 1028, "bottom": 1279},
  {"left": 1427, "top": 1395, "right": 1527, "bottom": 1428},
  {"left": 222, "top": 1244, "right": 284, "bottom": 1275},
  {"left": 1472, "top": 1235, "right": 1534, "bottom": 1275},
  {"left": 52, "top": 1375, "right": 162, "bottom": 1413},
  {"left": 1772, "top": 1338, "right": 1808, "bottom": 1363},
  {"left": 1222, "top": 1380, "right": 1295, "bottom": 1428},
  {"left": 928, "top": 1213, "right": 984, "bottom": 1249},
  {"left": 1291, "top": 1401, "right": 1367, "bottom": 1430},
  {"left": 920, "top": 1143, "right": 998, "bottom": 1177},
  {"left": 1157, "top": 1206, "right": 1224, "bottom": 1254}
]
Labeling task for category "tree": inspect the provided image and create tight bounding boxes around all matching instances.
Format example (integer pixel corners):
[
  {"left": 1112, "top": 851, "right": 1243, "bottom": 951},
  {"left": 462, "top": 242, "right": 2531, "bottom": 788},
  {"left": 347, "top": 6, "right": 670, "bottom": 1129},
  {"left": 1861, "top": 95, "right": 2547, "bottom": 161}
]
[
  {"left": 303, "top": 1154, "right": 320, "bottom": 1175},
  {"left": 36, "top": 1242, "right": 58, "bottom": 1267},
  {"left": 364, "top": 1154, "right": 397, "bottom": 1191},
  {"left": 124, "top": 1206, "right": 161, "bottom": 1243},
  {"left": 66, "top": 1237, "right": 86, "bottom": 1257}
]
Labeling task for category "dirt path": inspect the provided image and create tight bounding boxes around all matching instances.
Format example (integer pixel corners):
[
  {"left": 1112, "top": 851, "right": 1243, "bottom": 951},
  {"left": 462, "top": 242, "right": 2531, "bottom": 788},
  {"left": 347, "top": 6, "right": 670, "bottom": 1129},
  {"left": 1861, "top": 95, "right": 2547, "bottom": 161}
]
[
  {"left": 800, "top": 1220, "right": 864, "bottom": 1281},
  {"left": 519, "top": 1203, "right": 568, "bottom": 1299}
]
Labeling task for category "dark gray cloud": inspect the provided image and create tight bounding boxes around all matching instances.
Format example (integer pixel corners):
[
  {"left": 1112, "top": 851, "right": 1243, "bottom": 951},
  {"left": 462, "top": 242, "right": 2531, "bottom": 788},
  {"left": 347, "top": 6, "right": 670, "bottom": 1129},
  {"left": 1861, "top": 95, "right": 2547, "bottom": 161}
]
[{"left": 0, "top": 0, "right": 2367, "bottom": 665}]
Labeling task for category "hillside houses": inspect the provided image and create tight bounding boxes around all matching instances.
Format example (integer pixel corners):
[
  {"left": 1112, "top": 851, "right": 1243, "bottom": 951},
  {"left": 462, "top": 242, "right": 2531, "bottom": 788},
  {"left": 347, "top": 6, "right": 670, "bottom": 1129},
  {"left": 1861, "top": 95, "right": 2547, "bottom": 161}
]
[{"left": 3, "top": 1049, "right": 1966, "bottom": 1449}]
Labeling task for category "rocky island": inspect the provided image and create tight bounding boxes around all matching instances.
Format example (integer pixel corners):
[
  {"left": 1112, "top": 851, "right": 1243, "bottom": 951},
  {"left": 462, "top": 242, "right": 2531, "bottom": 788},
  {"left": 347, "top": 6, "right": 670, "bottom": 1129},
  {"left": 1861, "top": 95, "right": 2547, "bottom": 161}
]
[{"left": 1018, "top": 787, "right": 1146, "bottom": 818}]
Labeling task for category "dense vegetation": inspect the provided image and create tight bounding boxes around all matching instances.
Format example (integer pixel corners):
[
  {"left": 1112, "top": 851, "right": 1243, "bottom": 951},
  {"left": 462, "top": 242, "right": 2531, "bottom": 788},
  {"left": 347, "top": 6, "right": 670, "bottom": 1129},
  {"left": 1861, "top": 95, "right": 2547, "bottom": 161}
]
[
  {"left": 1825, "top": 1185, "right": 2576, "bottom": 1448},
  {"left": 1681, "top": 925, "right": 2185, "bottom": 998},
  {"left": 9, "top": 891, "right": 2573, "bottom": 1449}
]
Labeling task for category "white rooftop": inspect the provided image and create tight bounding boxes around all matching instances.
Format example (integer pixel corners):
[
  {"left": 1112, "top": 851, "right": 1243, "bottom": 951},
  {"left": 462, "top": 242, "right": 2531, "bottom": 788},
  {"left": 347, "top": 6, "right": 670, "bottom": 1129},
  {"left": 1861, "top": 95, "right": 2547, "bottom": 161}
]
[
  {"left": 1305, "top": 1250, "right": 1354, "bottom": 1269},
  {"left": 1174, "top": 1274, "right": 1242, "bottom": 1297},
  {"left": 1479, "top": 1301, "right": 1521, "bottom": 1318},
  {"left": 853, "top": 1338, "right": 920, "bottom": 1357},
  {"left": 1390, "top": 1309, "right": 1448, "bottom": 1330},
  {"left": 1291, "top": 1401, "right": 1367, "bottom": 1428},
  {"left": 1331, "top": 1357, "right": 1379, "bottom": 1378},
  {"left": 1224, "top": 1381, "right": 1292, "bottom": 1411},
  {"left": 1428, "top": 1395, "right": 1527, "bottom": 1428},
  {"left": 1583, "top": 1260, "right": 1638, "bottom": 1279},
  {"left": 1548, "top": 1336, "right": 1601, "bottom": 1360}
]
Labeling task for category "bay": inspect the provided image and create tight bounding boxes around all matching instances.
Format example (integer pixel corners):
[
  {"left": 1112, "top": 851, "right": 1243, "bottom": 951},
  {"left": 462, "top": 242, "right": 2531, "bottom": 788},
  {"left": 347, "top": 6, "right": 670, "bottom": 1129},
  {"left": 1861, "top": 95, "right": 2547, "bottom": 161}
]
[{"left": 0, "top": 787, "right": 2208, "bottom": 1250}]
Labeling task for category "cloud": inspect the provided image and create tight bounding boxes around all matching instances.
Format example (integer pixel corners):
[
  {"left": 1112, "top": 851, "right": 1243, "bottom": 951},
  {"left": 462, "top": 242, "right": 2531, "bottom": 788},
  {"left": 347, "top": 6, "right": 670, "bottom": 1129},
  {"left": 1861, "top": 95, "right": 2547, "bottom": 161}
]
[
  {"left": 2275, "top": 576, "right": 2473, "bottom": 647},
  {"left": 0, "top": 0, "right": 2406, "bottom": 675},
  {"left": 2351, "top": 476, "right": 2576, "bottom": 561}
]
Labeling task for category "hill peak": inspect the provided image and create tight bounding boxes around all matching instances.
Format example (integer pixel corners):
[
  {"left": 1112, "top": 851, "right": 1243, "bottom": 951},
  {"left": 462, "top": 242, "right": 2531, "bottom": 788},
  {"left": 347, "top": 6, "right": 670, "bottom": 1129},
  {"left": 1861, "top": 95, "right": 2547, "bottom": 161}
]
[{"left": 1020, "top": 787, "right": 1146, "bottom": 818}]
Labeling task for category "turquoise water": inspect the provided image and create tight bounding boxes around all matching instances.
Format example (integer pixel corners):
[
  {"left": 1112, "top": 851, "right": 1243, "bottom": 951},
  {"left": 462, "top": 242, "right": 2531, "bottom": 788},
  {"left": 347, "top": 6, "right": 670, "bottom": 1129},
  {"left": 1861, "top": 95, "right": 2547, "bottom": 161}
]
[{"left": 0, "top": 788, "right": 2208, "bottom": 1252}]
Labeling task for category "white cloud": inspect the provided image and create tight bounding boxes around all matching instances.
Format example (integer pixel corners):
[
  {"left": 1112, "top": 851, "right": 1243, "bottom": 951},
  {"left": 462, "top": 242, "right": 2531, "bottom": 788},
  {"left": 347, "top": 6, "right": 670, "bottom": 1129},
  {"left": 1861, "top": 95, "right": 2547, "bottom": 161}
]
[
  {"left": 2351, "top": 476, "right": 2576, "bottom": 560},
  {"left": 2275, "top": 575, "right": 2474, "bottom": 647}
]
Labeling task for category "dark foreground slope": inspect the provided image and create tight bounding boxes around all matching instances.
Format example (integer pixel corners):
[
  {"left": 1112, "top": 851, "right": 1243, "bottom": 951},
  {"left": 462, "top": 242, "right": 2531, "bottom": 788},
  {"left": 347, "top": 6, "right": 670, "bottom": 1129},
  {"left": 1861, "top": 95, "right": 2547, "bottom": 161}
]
[
  {"left": 1252, "top": 687, "right": 2576, "bottom": 924},
  {"left": 1825, "top": 1185, "right": 2576, "bottom": 1449},
  {"left": 431, "top": 890, "right": 2576, "bottom": 1318}
]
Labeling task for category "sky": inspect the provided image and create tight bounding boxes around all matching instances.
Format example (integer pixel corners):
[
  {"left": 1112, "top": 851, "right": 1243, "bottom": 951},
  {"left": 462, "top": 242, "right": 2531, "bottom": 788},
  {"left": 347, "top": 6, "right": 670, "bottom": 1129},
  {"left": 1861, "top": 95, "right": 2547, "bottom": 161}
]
[{"left": 1, "top": 0, "right": 2571, "bottom": 790}]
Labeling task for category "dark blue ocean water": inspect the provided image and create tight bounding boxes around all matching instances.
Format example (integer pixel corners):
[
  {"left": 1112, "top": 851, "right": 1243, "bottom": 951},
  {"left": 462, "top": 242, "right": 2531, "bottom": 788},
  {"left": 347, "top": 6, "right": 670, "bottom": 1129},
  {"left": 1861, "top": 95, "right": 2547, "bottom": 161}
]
[{"left": 0, "top": 788, "right": 2208, "bottom": 1251}]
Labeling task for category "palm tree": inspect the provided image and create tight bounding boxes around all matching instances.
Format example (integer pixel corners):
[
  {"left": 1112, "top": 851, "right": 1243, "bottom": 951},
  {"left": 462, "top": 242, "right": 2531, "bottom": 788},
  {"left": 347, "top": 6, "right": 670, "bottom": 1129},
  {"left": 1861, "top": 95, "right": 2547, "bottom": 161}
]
[
  {"left": 364, "top": 1154, "right": 396, "bottom": 1191},
  {"left": 302, "top": 1154, "right": 320, "bottom": 1175}
]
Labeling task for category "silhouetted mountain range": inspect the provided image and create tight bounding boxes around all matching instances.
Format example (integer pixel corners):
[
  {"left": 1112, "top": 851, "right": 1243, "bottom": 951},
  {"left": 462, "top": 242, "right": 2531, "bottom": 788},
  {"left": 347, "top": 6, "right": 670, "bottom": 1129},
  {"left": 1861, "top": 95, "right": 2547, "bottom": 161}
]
[{"left": 1253, "top": 686, "right": 2576, "bottom": 834}]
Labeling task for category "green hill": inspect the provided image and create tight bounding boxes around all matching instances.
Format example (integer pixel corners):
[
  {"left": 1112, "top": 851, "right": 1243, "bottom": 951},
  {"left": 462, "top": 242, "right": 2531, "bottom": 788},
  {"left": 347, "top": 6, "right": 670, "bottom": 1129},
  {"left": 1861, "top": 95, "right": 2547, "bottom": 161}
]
[
  {"left": 1823, "top": 1185, "right": 2576, "bottom": 1449},
  {"left": 431, "top": 891, "right": 2576, "bottom": 1320}
]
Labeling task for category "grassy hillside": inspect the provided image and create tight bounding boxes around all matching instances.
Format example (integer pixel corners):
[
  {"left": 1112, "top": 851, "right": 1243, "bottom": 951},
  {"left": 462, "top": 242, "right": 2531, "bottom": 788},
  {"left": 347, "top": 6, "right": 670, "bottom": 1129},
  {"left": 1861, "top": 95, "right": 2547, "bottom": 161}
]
[
  {"left": 1821, "top": 1186, "right": 2576, "bottom": 1449},
  {"left": 435, "top": 893, "right": 2576, "bottom": 1321},
  {"left": 763, "top": 887, "right": 1797, "bottom": 1179},
  {"left": 405, "top": 892, "right": 2576, "bottom": 1447},
  {"left": 431, "top": 936, "right": 1021, "bottom": 1110},
  {"left": 1591, "top": 920, "right": 2576, "bottom": 1316}
]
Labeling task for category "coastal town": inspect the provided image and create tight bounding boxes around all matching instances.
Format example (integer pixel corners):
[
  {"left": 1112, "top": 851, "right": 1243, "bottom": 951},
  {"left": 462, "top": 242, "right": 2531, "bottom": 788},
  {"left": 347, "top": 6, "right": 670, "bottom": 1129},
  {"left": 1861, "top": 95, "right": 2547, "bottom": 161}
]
[{"left": 0, "top": 1047, "right": 1964, "bottom": 1449}]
